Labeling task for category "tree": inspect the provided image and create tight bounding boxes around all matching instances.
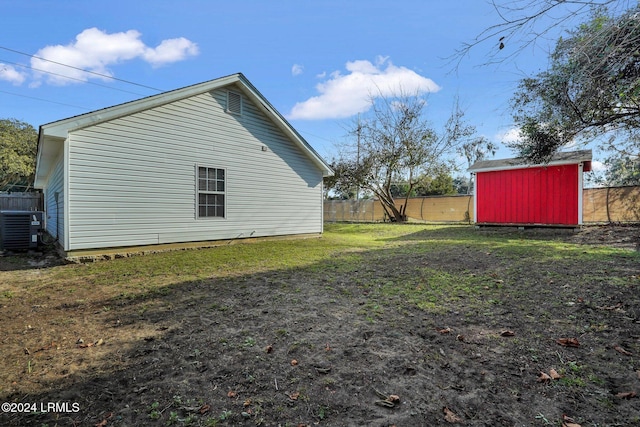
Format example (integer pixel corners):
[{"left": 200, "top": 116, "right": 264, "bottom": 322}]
[
  {"left": 413, "top": 171, "right": 457, "bottom": 196},
  {"left": 384, "top": 171, "right": 457, "bottom": 198},
  {"left": 453, "top": 0, "right": 633, "bottom": 67},
  {"left": 0, "top": 119, "right": 38, "bottom": 192},
  {"left": 453, "top": 176, "right": 470, "bottom": 195},
  {"left": 328, "top": 93, "right": 477, "bottom": 222},
  {"left": 509, "top": 6, "right": 640, "bottom": 162},
  {"left": 458, "top": 136, "right": 497, "bottom": 193},
  {"left": 597, "top": 155, "right": 640, "bottom": 186}
]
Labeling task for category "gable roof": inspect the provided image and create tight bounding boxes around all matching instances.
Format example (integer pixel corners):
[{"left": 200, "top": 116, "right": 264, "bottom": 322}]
[
  {"left": 35, "top": 73, "right": 333, "bottom": 187},
  {"left": 468, "top": 149, "right": 592, "bottom": 173}
]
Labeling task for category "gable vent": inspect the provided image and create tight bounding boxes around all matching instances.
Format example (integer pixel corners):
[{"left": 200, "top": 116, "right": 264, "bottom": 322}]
[{"left": 226, "top": 91, "right": 242, "bottom": 115}]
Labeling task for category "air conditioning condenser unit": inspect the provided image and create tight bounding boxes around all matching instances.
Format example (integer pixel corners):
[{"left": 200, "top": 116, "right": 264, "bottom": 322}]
[{"left": 0, "top": 211, "right": 44, "bottom": 250}]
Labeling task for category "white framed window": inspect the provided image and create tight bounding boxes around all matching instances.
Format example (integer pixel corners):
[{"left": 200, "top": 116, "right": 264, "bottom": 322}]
[
  {"left": 197, "top": 166, "right": 226, "bottom": 218},
  {"left": 226, "top": 91, "right": 242, "bottom": 115}
]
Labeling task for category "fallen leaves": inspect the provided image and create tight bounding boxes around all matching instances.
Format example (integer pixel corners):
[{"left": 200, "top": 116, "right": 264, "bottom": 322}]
[
  {"left": 615, "top": 391, "right": 637, "bottom": 399},
  {"left": 613, "top": 344, "right": 632, "bottom": 356},
  {"left": 596, "top": 302, "right": 623, "bottom": 311},
  {"left": 549, "top": 368, "right": 562, "bottom": 380},
  {"left": 25, "top": 341, "right": 60, "bottom": 354},
  {"left": 94, "top": 412, "right": 112, "bottom": 427},
  {"left": 373, "top": 388, "right": 400, "bottom": 408},
  {"left": 443, "top": 406, "right": 463, "bottom": 423},
  {"left": 77, "top": 338, "right": 105, "bottom": 349},
  {"left": 562, "top": 414, "right": 581, "bottom": 427},
  {"left": 287, "top": 391, "right": 300, "bottom": 401},
  {"left": 537, "top": 368, "right": 563, "bottom": 382},
  {"left": 556, "top": 338, "right": 580, "bottom": 348},
  {"left": 537, "top": 372, "right": 552, "bottom": 382}
]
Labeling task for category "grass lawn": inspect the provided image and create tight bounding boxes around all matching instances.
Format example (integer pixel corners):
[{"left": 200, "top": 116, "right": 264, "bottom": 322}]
[{"left": 0, "top": 223, "right": 638, "bottom": 426}]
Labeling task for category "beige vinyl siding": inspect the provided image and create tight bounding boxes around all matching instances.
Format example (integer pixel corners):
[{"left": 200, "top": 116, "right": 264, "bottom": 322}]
[{"left": 66, "top": 87, "right": 323, "bottom": 250}]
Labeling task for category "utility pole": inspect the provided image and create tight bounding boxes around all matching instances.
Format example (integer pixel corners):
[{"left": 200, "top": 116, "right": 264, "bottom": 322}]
[{"left": 356, "top": 113, "right": 361, "bottom": 201}]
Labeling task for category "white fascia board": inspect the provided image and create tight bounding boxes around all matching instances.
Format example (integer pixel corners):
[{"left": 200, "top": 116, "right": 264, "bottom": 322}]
[
  {"left": 469, "top": 160, "right": 587, "bottom": 174},
  {"left": 41, "top": 74, "right": 242, "bottom": 138}
]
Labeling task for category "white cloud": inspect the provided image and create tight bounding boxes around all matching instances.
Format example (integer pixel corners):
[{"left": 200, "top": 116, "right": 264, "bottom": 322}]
[
  {"left": 496, "top": 126, "right": 584, "bottom": 151},
  {"left": 291, "top": 64, "right": 304, "bottom": 76},
  {"left": 0, "top": 64, "right": 27, "bottom": 85},
  {"left": 30, "top": 28, "right": 199, "bottom": 86},
  {"left": 288, "top": 57, "right": 440, "bottom": 120},
  {"left": 497, "top": 127, "right": 522, "bottom": 144},
  {"left": 143, "top": 37, "right": 199, "bottom": 67},
  {"left": 590, "top": 160, "right": 606, "bottom": 172}
]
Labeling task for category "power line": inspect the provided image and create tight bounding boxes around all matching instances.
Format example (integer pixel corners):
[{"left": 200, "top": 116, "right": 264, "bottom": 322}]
[
  {"left": 0, "top": 45, "right": 164, "bottom": 92},
  {"left": 0, "top": 59, "right": 149, "bottom": 97},
  {"left": 0, "top": 89, "right": 91, "bottom": 110}
]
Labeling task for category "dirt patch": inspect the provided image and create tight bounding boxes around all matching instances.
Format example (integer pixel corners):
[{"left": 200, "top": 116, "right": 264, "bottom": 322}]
[{"left": 0, "top": 225, "right": 639, "bottom": 426}]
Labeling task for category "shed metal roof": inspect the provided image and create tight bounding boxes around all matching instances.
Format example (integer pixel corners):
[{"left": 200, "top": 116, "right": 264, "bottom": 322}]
[{"left": 468, "top": 149, "right": 592, "bottom": 173}]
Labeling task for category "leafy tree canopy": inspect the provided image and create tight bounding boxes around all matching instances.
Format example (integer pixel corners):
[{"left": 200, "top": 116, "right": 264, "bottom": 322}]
[
  {"left": 388, "top": 171, "right": 457, "bottom": 198},
  {"left": 0, "top": 118, "right": 38, "bottom": 192},
  {"left": 509, "top": 5, "right": 640, "bottom": 162},
  {"left": 591, "top": 155, "right": 640, "bottom": 186}
]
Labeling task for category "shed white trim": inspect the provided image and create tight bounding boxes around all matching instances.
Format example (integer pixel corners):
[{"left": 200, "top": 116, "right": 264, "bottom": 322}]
[{"left": 468, "top": 149, "right": 592, "bottom": 173}]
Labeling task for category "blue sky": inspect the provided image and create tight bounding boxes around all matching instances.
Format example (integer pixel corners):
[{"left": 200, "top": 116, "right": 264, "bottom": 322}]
[{"left": 1, "top": 1, "right": 602, "bottom": 172}]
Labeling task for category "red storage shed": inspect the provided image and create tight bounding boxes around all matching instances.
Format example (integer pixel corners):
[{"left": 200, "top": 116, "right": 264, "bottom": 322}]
[{"left": 468, "top": 150, "right": 592, "bottom": 226}]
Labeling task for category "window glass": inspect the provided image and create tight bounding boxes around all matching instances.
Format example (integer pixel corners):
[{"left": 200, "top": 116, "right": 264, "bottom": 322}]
[{"left": 197, "top": 167, "right": 225, "bottom": 218}]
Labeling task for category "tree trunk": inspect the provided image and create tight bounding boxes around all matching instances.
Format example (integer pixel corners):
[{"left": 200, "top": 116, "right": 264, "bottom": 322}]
[
  {"left": 379, "top": 198, "right": 405, "bottom": 222},
  {"left": 371, "top": 186, "right": 407, "bottom": 222}
]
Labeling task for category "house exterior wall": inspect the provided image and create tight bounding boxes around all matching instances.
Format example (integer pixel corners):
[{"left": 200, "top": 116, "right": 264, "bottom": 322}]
[
  {"left": 64, "top": 86, "right": 324, "bottom": 251},
  {"left": 43, "top": 150, "right": 65, "bottom": 248},
  {"left": 475, "top": 164, "right": 580, "bottom": 225}
]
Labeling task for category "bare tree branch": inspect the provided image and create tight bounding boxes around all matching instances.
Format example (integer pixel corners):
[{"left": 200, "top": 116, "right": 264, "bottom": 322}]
[{"left": 450, "top": 0, "right": 632, "bottom": 70}]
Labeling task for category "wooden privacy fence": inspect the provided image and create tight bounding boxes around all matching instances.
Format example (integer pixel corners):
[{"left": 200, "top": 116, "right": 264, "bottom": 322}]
[
  {"left": 583, "top": 186, "right": 640, "bottom": 223},
  {"left": 324, "top": 195, "right": 474, "bottom": 223},
  {"left": 324, "top": 186, "right": 640, "bottom": 223},
  {"left": 0, "top": 192, "right": 44, "bottom": 211}
]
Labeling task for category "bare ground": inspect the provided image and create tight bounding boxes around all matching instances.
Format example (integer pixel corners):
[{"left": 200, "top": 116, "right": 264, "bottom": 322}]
[{"left": 0, "top": 224, "right": 639, "bottom": 427}]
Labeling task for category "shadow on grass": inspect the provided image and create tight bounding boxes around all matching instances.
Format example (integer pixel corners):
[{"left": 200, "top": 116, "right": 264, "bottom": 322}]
[{"left": 1, "top": 231, "right": 639, "bottom": 426}]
